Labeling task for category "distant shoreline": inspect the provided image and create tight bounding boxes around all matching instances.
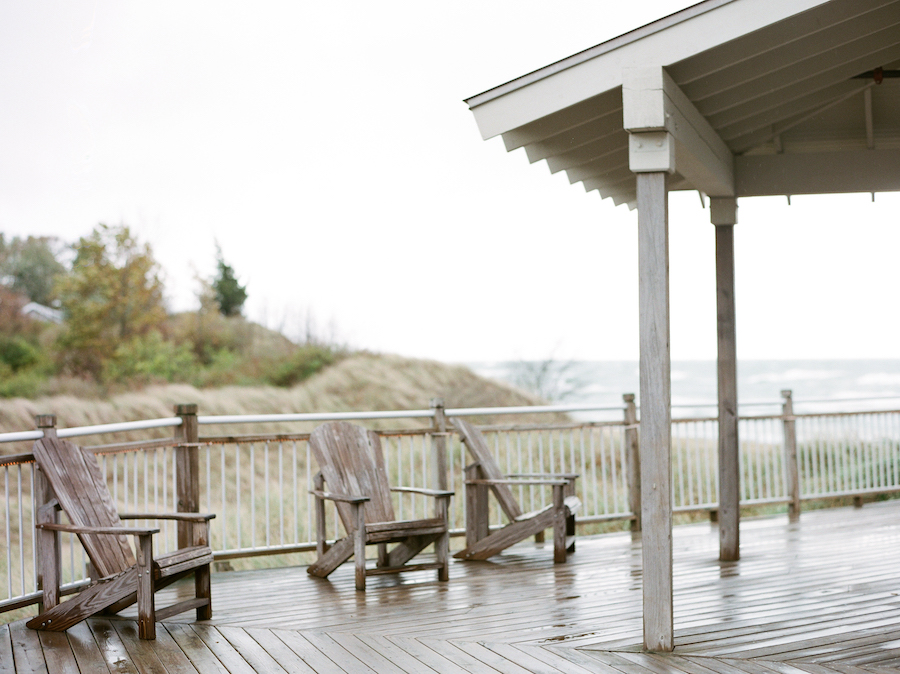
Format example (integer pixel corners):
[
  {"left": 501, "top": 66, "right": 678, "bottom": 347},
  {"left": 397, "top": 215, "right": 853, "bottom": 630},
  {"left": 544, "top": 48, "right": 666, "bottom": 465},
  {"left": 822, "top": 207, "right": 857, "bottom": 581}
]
[{"left": 469, "top": 359, "right": 900, "bottom": 413}]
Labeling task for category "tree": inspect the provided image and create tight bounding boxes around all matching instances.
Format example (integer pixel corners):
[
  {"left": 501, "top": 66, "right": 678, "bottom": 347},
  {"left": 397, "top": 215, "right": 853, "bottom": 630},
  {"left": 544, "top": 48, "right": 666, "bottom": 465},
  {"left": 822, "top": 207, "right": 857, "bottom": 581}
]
[
  {"left": 212, "top": 244, "right": 247, "bottom": 317},
  {"left": 509, "top": 356, "right": 589, "bottom": 402},
  {"left": 0, "top": 234, "right": 67, "bottom": 305},
  {"left": 56, "top": 224, "right": 167, "bottom": 377}
]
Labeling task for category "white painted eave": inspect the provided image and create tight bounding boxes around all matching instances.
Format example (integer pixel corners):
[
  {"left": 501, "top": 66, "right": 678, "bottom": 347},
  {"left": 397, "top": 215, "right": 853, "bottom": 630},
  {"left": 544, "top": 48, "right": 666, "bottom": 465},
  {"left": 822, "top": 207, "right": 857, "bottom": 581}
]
[
  {"left": 465, "top": 0, "right": 900, "bottom": 205},
  {"left": 465, "top": 0, "right": 831, "bottom": 141}
]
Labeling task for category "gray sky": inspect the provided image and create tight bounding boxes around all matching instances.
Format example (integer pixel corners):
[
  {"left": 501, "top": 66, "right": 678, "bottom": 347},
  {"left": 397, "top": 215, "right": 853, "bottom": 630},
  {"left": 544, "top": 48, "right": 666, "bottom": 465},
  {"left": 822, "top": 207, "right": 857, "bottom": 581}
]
[{"left": 2, "top": 1, "right": 899, "bottom": 363}]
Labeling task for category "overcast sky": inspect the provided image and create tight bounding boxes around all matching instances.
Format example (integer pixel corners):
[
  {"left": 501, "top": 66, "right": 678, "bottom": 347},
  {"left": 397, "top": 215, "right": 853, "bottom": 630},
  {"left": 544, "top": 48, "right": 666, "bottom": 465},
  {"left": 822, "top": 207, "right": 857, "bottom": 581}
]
[{"left": 2, "top": 1, "right": 899, "bottom": 363}]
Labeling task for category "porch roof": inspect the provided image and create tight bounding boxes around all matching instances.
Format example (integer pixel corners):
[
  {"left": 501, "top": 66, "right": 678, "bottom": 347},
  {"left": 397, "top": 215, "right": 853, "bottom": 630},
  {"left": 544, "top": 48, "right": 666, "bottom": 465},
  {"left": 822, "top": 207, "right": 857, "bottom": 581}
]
[{"left": 465, "top": 0, "right": 900, "bottom": 208}]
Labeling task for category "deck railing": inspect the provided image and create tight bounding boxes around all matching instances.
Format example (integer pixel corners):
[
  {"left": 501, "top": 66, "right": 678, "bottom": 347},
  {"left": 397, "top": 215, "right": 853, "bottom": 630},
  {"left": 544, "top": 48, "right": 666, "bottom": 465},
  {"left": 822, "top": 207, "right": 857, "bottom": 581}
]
[{"left": 2, "top": 391, "right": 900, "bottom": 614}]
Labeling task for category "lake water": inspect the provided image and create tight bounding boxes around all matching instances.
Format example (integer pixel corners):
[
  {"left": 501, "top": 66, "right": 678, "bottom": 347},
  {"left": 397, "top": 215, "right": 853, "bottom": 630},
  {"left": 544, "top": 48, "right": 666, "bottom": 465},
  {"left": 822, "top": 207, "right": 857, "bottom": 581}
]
[{"left": 469, "top": 360, "right": 900, "bottom": 418}]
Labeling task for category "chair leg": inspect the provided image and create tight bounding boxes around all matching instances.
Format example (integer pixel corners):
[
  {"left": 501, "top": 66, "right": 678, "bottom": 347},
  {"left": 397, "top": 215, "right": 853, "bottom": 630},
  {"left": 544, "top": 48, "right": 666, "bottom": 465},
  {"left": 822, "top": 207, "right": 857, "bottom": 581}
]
[
  {"left": 464, "top": 464, "right": 479, "bottom": 550},
  {"left": 566, "top": 511, "right": 577, "bottom": 553},
  {"left": 566, "top": 477, "right": 577, "bottom": 552},
  {"left": 195, "top": 564, "right": 212, "bottom": 620},
  {"left": 553, "top": 484, "right": 567, "bottom": 564},
  {"left": 377, "top": 543, "right": 389, "bottom": 568},
  {"left": 136, "top": 534, "right": 156, "bottom": 639},
  {"left": 37, "top": 524, "right": 60, "bottom": 612},
  {"left": 353, "top": 503, "right": 367, "bottom": 591},
  {"left": 313, "top": 472, "right": 329, "bottom": 557},
  {"left": 436, "top": 495, "right": 450, "bottom": 582}
]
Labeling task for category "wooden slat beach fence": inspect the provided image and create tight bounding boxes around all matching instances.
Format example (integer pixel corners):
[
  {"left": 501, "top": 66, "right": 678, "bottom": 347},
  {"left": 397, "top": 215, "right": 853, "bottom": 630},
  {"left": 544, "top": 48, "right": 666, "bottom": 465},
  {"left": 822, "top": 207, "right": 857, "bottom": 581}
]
[{"left": 3, "top": 395, "right": 900, "bottom": 616}]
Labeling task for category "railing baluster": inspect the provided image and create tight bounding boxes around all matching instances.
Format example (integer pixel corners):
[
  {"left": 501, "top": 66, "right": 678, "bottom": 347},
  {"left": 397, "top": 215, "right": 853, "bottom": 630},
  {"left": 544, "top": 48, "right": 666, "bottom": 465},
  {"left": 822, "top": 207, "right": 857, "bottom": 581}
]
[
  {"left": 220, "top": 445, "right": 227, "bottom": 551},
  {"left": 549, "top": 429, "right": 557, "bottom": 478},
  {"left": 235, "top": 443, "right": 242, "bottom": 550},
  {"left": 611, "top": 423, "right": 622, "bottom": 511},
  {"left": 16, "top": 466, "right": 25, "bottom": 596},
  {"left": 599, "top": 426, "right": 609, "bottom": 513},
  {"left": 421, "top": 434, "right": 428, "bottom": 519},
  {"left": 264, "top": 442, "right": 270, "bottom": 548},
  {"left": 278, "top": 442, "right": 284, "bottom": 545},
  {"left": 578, "top": 428, "right": 587, "bottom": 516},
  {"left": 293, "top": 440, "right": 300, "bottom": 544},
  {"left": 5, "top": 466, "right": 12, "bottom": 599},
  {"left": 251, "top": 443, "right": 257, "bottom": 549}
]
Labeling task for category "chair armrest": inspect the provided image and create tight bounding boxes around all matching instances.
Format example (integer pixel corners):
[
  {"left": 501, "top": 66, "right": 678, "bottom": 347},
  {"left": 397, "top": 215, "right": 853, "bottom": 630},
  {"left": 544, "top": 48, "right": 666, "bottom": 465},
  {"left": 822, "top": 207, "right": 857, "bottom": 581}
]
[
  {"left": 309, "top": 489, "right": 369, "bottom": 504},
  {"left": 36, "top": 522, "right": 160, "bottom": 536},
  {"left": 390, "top": 486, "right": 454, "bottom": 498},
  {"left": 467, "top": 478, "right": 569, "bottom": 486},
  {"left": 36, "top": 498, "right": 61, "bottom": 524},
  {"left": 120, "top": 512, "right": 216, "bottom": 522}
]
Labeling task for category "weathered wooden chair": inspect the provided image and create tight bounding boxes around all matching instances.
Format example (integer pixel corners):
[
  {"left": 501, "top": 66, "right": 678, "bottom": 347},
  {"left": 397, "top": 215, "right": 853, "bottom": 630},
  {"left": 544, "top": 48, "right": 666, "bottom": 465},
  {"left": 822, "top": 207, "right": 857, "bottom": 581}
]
[
  {"left": 450, "top": 417, "right": 580, "bottom": 562},
  {"left": 307, "top": 421, "right": 453, "bottom": 590},
  {"left": 27, "top": 437, "right": 215, "bottom": 640}
]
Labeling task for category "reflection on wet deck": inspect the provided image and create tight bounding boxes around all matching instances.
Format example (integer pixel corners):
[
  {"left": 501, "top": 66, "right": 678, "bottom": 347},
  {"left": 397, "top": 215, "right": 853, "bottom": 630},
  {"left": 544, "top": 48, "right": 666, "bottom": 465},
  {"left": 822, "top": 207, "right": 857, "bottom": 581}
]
[{"left": 5, "top": 501, "right": 900, "bottom": 672}]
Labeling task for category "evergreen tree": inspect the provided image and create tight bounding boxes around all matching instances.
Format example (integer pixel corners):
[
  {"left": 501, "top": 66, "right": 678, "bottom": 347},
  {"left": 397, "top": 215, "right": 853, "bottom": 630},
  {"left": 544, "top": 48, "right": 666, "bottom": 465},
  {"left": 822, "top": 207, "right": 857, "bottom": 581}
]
[{"left": 212, "top": 245, "right": 247, "bottom": 317}]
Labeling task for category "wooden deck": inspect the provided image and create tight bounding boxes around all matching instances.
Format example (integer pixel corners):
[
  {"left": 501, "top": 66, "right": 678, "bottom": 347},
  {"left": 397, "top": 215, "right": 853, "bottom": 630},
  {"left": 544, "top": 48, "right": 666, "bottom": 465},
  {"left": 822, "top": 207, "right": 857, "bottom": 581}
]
[{"left": 4, "top": 500, "right": 900, "bottom": 673}]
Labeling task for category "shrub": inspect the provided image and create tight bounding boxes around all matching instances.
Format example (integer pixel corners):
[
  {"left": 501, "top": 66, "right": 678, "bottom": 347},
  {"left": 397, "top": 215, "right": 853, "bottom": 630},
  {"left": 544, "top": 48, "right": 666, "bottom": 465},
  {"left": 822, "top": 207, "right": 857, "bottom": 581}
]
[
  {"left": 102, "top": 331, "right": 198, "bottom": 385},
  {"left": 0, "top": 364, "right": 48, "bottom": 399},
  {"left": 189, "top": 348, "right": 245, "bottom": 388},
  {"left": 267, "top": 343, "right": 339, "bottom": 387},
  {"left": 0, "top": 336, "right": 41, "bottom": 372}
]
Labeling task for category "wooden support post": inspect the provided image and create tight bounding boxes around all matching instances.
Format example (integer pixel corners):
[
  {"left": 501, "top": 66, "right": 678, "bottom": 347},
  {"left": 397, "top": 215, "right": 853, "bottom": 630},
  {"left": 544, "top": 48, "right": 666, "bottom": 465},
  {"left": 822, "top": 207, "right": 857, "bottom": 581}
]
[
  {"left": 624, "top": 394, "right": 641, "bottom": 532},
  {"left": 34, "top": 415, "right": 59, "bottom": 613},
  {"left": 781, "top": 390, "right": 801, "bottom": 520},
  {"left": 431, "top": 398, "right": 449, "bottom": 491},
  {"left": 637, "top": 171, "right": 674, "bottom": 653},
  {"left": 175, "top": 404, "right": 200, "bottom": 549},
  {"left": 712, "top": 199, "right": 740, "bottom": 563}
]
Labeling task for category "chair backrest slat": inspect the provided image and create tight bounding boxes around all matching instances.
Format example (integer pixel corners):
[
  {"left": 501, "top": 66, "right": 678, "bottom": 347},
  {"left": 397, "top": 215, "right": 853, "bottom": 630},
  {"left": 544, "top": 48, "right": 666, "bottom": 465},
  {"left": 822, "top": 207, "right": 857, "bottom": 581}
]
[
  {"left": 32, "top": 438, "right": 135, "bottom": 577},
  {"left": 309, "top": 422, "right": 395, "bottom": 529},
  {"left": 450, "top": 418, "right": 523, "bottom": 521}
]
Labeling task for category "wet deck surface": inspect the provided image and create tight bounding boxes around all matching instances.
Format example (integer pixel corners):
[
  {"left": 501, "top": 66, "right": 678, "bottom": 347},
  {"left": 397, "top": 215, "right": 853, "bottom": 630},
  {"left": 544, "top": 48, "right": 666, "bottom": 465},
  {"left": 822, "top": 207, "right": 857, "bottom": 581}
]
[{"left": 5, "top": 501, "right": 900, "bottom": 672}]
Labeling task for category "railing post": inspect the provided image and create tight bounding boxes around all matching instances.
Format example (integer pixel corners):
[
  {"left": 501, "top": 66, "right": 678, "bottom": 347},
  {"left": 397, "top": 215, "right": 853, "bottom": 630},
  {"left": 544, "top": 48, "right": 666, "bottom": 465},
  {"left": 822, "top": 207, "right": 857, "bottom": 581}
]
[
  {"left": 430, "top": 398, "right": 449, "bottom": 491},
  {"left": 34, "top": 414, "right": 59, "bottom": 611},
  {"left": 624, "top": 394, "right": 641, "bottom": 532},
  {"left": 175, "top": 404, "right": 200, "bottom": 548},
  {"left": 781, "top": 390, "right": 800, "bottom": 520}
]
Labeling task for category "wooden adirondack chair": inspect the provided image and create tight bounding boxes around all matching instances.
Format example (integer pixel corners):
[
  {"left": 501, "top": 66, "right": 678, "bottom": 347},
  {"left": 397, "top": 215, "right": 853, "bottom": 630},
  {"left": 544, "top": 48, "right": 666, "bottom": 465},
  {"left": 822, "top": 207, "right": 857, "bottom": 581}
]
[
  {"left": 307, "top": 421, "right": 453, "bottom": 590},
  {"left": 27, "top": 437, "right": 215, "bottom": 640},
  {"left": 450, "top": 417, "right": 580, "bottom": 562}
]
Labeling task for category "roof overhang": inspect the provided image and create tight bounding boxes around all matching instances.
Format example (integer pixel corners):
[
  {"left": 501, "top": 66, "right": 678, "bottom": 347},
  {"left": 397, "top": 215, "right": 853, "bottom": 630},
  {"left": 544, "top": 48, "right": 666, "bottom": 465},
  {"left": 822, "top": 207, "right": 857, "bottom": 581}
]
[{"left": 466, "top": 0, "right": 900, "bottom": 209}]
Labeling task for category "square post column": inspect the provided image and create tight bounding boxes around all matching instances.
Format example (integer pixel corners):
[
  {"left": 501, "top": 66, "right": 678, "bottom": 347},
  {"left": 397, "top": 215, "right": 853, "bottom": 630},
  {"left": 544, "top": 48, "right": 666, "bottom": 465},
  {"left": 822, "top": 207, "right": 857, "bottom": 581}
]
[
  {"left": 637, "top": 171, "right": 673, "bottom": 652},
  {"left": 711, "top": 198, "right": 739, "bottom": 562}
]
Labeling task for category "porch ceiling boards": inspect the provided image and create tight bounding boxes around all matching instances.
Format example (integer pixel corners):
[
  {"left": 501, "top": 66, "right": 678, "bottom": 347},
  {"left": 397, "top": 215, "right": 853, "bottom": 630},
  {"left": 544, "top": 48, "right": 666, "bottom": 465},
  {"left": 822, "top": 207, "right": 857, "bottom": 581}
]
[
  {"left": 5, "top": 502, "right": 900, "bottom": 672},
  {"left": 466, "top": 0, "right": 900, "bottom": 208}
]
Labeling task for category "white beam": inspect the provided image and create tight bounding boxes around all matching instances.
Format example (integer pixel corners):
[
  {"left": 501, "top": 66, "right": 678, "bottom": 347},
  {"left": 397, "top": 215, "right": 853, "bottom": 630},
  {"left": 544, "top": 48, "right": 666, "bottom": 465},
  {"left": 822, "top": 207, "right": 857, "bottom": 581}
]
[
  {"left": 735, "top": 149, "right": 900, "bottom": 196},
  {"left": 624, "top": 67, "right": 734, "bottom": 196}
]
